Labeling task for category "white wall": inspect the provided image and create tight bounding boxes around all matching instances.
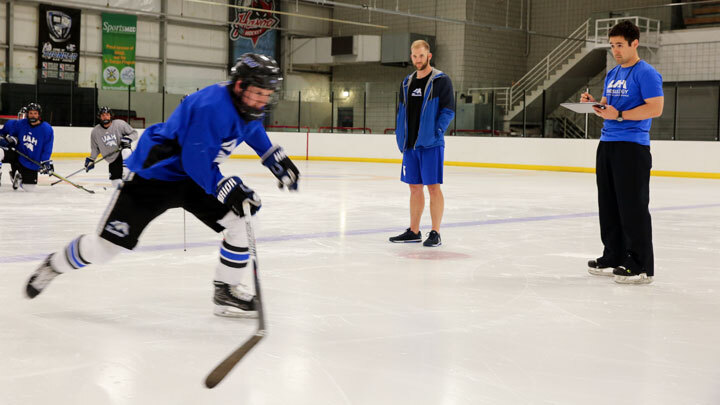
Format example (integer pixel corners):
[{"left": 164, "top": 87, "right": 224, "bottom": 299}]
[{"left": 48, "top": 127, "right": 720, "bottom": 177}]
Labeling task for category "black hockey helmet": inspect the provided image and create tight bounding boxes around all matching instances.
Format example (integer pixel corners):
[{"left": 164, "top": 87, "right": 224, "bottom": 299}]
[
  {"left": 26, "top": 102, "right": 42, "bottom": 115},
  {"left": 229, "top": 53, "right": 282, "bottom": 121},
  {"left": 98, "top": 106, "right": 113, "bottom": 117},
  {"left": 26, "top": 103, "right": 42, "bottom": 123}
]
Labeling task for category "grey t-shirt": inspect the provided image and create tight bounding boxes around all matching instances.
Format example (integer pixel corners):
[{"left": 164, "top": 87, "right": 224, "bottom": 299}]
[{"left": 89, "top": 119, "right": 138, "bottom": 163}]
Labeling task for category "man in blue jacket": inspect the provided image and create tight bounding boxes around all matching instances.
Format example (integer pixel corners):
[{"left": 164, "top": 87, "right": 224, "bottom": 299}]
[{"left": 390, "top": 40, "right": 454, "bottom": 247}]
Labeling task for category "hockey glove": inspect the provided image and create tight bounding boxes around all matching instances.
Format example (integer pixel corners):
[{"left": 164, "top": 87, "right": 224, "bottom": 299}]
[
  {"left": 1, "top": 135, "right": 18, "bottom": 148},
  {"left": 39, "top": 160, "right": 54, "bottom": 175},
  {"left": 119, "top": 136, "right": 132, "bottom": 149},
  {"left": 260, "top": 145, "right": 299, "bottom": 191},
  {"left": 84, "top": 157, "right": 95, "bottom": 172},
  {"left": 216, "top": 176, "right": 261, "bottom": 217}
]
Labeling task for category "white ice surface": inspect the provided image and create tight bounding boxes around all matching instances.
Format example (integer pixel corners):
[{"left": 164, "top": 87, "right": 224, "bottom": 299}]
[{"left": 1, "top": 159, "right": 720, "bottom": 405}]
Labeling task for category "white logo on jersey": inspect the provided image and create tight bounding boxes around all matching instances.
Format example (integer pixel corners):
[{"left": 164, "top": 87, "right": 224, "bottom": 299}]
[
  {"left": 23, "top": 134, "right": 37, "bottom": 152},
  {"left": 607, "top": 80, "right": 627, "bottom": 89},
  {"left": 214, "top": 139, "right": 238, "bottom": 164},
  {"left": 105, "top": 220, "right": 130, "bottom": 238},
  {"left": 102, "top": 133, "right": 118, "bottom": 147},
  {"left": 403, "top": 165, "right": 406, "bottom": 177},
  {"left": 411, "top": 88, "right": 422, "bottom": 97}
]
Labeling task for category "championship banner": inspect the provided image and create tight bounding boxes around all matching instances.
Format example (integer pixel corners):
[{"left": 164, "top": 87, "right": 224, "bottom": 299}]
[
  {"left": 38, "top": 4, "right": 81, "bottom": 83},
  {"left": 229, "top": 0, "right": 279, "bottom": 65},
  {"left": 101, "top": 13, "right": 137, "bottom": 90}
]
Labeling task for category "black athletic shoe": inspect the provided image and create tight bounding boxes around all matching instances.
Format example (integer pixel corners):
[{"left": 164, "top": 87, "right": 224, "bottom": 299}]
[
  {"left": 423, "top": 230, "right": 442, "bottom": 247},
  {"left": 26, "top": 254, "right": 61, "bottom": 299},
  {"left": 213, "top": 281, "right": 257, "bottom": 317},
  {"left": 587, "top": 257, "right": 616, "bottom": 276},
  {"left": 389, "top": 228, "right": 422, "bottom": 243}
]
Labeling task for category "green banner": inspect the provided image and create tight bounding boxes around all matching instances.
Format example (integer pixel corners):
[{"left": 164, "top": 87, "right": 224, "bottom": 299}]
[{"left": 101, "top": 13, "right": 137, "bottom": 90}]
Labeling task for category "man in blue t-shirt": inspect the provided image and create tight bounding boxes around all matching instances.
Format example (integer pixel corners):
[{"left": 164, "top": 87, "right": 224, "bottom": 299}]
[
  {"left": 23, "top": 54, "right": 300, "bottom": 318},
  {"left": 581, "top": 21, "right": 664, "bottom": 285}
]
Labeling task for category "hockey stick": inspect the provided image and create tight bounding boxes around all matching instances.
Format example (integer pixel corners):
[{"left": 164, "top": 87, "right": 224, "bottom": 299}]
[
  {"left": 50, "top": 148, "right": 121, "bottom": 186},
  {"left": 5, "top": 147, "right": 95, "bottom": 194},
  {"left": 205, "top": 202, "right": 266, "bottom": 389}
]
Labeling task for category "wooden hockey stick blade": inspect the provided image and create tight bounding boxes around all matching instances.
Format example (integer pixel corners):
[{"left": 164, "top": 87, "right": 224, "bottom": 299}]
[
  {"left": 50, "top": 173, "right": 95, "bottom": 194},
  {"left": 205, "top": 331, "right": 266, "bottom": 389}
]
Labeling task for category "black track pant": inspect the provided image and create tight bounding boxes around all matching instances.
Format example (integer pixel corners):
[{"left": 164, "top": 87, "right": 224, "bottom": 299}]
[{"left": 596, "top": 141, "right": 654, "bottom": 276}]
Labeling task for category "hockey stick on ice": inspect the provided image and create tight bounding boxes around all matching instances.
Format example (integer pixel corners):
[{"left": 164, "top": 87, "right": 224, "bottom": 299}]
[
  {"left": 4, "top": 147, "right": 95, "bottom": 194},
  {"left": 51, "top": 148, "right": 121, "bottom": 186},
  {"left": 205, "top": 201, "right": 266, "bottom": 389}
]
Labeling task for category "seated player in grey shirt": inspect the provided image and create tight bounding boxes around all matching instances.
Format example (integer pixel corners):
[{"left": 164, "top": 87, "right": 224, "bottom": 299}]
[{"left": 85, "top": 106, "right": 139, "bottom": 188}]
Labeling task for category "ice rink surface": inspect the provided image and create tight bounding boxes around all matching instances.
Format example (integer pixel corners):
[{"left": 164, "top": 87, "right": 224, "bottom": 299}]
[{"left": 1, "top": 158, "right": 719, "bottom": 405}]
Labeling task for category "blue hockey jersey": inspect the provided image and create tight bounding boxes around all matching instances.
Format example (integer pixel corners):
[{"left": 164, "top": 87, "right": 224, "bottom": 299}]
[
  {"left": 2, "top": 119, "right": 54, "bottom": 171},
  {"left": 125, "top": 82, "right": 273, "bottom": 196}
]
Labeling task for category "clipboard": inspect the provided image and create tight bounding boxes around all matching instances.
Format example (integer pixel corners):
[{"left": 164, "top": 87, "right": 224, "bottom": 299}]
[{"left": 560, "top": 102, "right": 606, "bottom": 114}]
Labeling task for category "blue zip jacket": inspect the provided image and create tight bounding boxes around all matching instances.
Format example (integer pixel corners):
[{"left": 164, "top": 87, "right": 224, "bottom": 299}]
[{"left": 395, "top": 68, "right": 455, "bottom": 152}]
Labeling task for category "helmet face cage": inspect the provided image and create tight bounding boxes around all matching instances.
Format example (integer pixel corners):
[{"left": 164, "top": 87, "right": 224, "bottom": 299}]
[
  {"left": 98, "top": 106, "right": 113, "bottom": 119},
  {"left": 230, "top": 53, "right": 282, "bottom": 121}
]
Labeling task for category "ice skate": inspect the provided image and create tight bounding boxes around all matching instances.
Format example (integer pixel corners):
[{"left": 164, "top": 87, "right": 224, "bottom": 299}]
[
  {"left": 213, "top": 281, "right": 257, "bottom": 318},
  {"left": 26, "top": 254, "right": 61, "bottom": 298}
]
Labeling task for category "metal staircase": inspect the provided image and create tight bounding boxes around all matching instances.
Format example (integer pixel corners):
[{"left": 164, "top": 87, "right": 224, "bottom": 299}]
[{"left": 468, "top": 16, "right": 661, "bottom": 125}]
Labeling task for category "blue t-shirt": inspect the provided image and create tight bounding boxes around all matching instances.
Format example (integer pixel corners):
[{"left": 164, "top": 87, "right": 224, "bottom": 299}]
[
  {"left": 601, "top": 60, "right": 663, "bottom": 146},
  {"left": 3, "top": 119, "right": 54, "bottom": 170},
  {"left": 125, "top": 82, "right": 273, "bottom": 196}
]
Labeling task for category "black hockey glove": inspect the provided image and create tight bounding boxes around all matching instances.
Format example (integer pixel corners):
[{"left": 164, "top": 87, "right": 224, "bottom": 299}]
[
  {"left": 260, "top": 145, "right": 299, "bottom": 191},
  {"left": 216, "top": 176, "right": 261, "bottom": 217},
  {"left": 39, "top": 160, "right": 54, "bottom": 175},
  {"left": 0, "top": 135, "right": 18, "bottom": 148},
  {"left": 120, "top": 136, "right": 132, "bottom": 149},
  {"left": 84, "top": 157, "right": 95, "bottom": 172}
]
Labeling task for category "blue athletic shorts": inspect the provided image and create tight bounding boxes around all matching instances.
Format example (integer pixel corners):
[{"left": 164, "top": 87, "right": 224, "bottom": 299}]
[{"left": 401, "top": 146, "right": 444, "bottom": 185}]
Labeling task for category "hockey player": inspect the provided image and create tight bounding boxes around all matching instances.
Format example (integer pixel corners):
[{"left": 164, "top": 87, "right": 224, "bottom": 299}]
[
  {"left": 24, "top": 53, "right": 300, "bottom": 318},
  {"left": 84, "top": 106, "right": 138, "bottom": 188},
  {"left": 0, "top": 103, "right": 54, "bottom": 191},
  {"left": 0, "top": 107, "right": 27, "bottom": 186}
]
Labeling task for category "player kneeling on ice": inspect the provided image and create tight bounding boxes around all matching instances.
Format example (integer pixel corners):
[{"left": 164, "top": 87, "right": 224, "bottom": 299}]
[
  {"left": 84, "top": 106, "right": 138, "bottom": 188},
  {"left": 0, "top": 103, "right": 54, "bottom": 191},
  {"left": 25, "top": 53, "right": 300, "bottom": 318}
]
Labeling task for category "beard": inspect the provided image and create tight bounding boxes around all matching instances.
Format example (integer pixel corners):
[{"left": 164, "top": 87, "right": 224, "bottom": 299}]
[{"left": 415, "top": 60, "right": 429, "bottom": 71}]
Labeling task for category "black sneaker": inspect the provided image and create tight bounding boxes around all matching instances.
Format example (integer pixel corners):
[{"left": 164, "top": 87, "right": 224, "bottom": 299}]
[
  {"left": 587, "top": 257, "right": 616, "bottom": 277},
  {"left": 26, "top": 254, "right": 61, "bottom": 299},
  {"left": 423, "top": 230, "right": 442, "bottom": 247},
  {"left": 613, "top": 265, "right": 653, "bottom": 284},
  {"left": 389, "top": 228, "right": 422, "bottom": 243},
  {"left": 213, "top": 281, "right": 258, "bottom": 318}
]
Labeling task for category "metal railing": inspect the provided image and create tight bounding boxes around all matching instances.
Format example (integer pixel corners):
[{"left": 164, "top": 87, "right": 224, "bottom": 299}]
[
  {"left": 591, "top": 17, "right": 661, "bottom": 47},
  {"left": 508, "top": 18, "right": 591, "bottom": 112}
]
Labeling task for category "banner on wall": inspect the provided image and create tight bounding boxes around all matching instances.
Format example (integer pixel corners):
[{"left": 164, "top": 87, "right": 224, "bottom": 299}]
[
  {"left": 228, "top": 0, "right": 279, "bottom": 66},
  {"left": 38, "top": 4, "right": 81, "bottom": 83},
  {"left": 101, "top": 13, "right": 137, "bottom": 90}
]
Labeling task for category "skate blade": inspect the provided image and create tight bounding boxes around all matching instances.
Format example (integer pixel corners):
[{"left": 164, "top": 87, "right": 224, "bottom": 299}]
[
  {"left": 588, "top": 268, "right": 614, "bottom": 277},
  {"left": 614, "top": 275, "right": 654, "bottom": 285},
  {"left": 213, "top": 305, "right": 258, "bottom": 318}
]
